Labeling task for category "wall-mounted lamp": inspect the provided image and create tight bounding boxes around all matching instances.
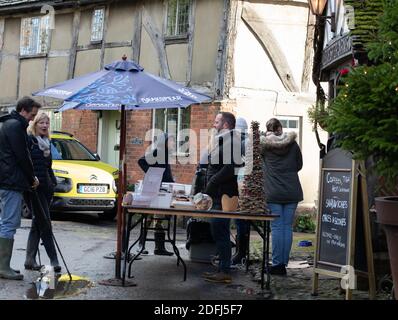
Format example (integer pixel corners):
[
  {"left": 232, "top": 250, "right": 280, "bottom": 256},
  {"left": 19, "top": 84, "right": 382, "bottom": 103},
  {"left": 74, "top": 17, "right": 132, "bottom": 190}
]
[{"left": 308, "top": 0, "right": 336, "bottom": 33}]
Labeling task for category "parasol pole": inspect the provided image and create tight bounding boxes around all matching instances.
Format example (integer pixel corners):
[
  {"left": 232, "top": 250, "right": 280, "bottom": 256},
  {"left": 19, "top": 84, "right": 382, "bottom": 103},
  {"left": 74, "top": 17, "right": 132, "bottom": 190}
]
[{"left": 115, "top": 104, "right": 127, "bottom": 278}]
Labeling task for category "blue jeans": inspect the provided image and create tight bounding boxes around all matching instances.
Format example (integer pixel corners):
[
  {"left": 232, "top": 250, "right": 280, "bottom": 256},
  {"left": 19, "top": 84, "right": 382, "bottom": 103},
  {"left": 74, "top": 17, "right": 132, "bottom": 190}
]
[
  {"left": 210, "top": 217, "right": 231, "bottom": 273},
  {"left": 268, "top": 202, "right": 298, "bottom": 266},
  {"left": 0, "top": 189, "right": 23, "bottom": 239}
]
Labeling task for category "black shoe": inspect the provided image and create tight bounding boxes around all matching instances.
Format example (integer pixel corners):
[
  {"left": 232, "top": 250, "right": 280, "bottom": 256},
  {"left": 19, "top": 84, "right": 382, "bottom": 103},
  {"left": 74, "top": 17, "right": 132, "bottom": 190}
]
[
  {"left": 53, "top": 265, "right": 61, "bottom": 273},
  {"left": 267, "top": 264, "right": 287, "bottom": 275},
  {"left": 24, "top": 263, "right": 43, "bottom": 271}
]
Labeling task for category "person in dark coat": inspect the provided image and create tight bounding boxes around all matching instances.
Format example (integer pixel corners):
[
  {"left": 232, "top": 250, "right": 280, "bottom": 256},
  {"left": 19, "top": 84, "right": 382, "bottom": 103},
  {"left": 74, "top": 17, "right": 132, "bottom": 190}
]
[
  {"left": 0, "top": 96, "right": 41, "bottom": 280},
  {"left": 24, "top": 112, "right": 61, "bottom": 272},
  {"left": 260, "top": 118, "right": 303, "bottom": 275},
  {"left": 202, "top": 112, "right": 240, "bottom": 284},
  {"left": 232, "top": 117, "right": 251, "bottom": 265},
  {"left": 137, "top": 133, "right": 175, "bottom": 256}
]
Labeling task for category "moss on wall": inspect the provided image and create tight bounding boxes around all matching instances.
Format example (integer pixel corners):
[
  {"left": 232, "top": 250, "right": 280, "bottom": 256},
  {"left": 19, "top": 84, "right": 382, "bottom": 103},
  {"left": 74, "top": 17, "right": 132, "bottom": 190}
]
[{"left": 345, "top": 0, "right": 384, "bottom": 48}]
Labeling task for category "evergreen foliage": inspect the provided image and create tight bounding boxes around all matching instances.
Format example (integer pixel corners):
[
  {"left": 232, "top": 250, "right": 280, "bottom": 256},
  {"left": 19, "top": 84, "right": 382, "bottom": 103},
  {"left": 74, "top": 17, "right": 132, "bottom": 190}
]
[{"left": 326, "top": 0, "right": 398, "bottom": 184}]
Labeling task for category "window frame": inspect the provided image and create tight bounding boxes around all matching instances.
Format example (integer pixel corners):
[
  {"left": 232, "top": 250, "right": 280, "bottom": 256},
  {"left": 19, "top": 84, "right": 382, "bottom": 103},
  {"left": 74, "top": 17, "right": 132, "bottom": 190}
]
[
  {"left": 164, "top": 0, "right": 191, "bottom": 43},
  {"left": 42, "top": 109, "right": 63, "bottom": 132},
  {"left": 152, "top": 107, "right": 191, "bottom": 156},
  {"left": 277, "top": 115, "right": 302, "bottom": 148},
  {"left": 90, "top": 7, "right": 105, "bottom": 43},
  {"left": 20, "top": 15, "right": 50, "bottom": 57}
]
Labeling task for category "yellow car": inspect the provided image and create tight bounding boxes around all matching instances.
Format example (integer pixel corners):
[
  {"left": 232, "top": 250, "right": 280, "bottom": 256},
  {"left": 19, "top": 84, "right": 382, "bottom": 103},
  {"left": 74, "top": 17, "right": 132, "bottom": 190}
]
[{"left": 23, "top": 131, "right": 119, "bottom": 220}]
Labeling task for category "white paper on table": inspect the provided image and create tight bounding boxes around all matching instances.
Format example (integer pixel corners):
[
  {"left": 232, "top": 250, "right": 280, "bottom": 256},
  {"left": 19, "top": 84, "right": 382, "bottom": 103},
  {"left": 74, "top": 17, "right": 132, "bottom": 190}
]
[{"left": 141, "top": 167, "right": 165, "bottom": 196}]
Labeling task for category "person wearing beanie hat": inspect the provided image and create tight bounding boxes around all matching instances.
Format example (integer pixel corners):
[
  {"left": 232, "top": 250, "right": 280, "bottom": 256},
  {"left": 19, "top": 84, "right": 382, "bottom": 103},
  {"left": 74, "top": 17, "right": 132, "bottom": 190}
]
[
  {"left": 232, "top": 117, "right": 251, "bottom": 266},
  {"left": 235, "top": 117, "right": 248, "bottom": 131}
]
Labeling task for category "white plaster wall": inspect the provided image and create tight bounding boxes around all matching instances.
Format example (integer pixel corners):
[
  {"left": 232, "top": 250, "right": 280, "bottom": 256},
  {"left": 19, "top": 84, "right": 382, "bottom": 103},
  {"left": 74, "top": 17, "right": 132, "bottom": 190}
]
[{"left": 232, "top": 2, "right": 328, "bottom": 208}]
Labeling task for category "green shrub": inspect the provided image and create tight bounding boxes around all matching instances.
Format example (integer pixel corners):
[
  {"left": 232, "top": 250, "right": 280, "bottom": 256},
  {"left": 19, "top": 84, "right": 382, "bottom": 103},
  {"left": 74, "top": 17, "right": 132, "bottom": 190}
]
[{"left": 294, "top": 213, "right": 316, "bottom": 233}]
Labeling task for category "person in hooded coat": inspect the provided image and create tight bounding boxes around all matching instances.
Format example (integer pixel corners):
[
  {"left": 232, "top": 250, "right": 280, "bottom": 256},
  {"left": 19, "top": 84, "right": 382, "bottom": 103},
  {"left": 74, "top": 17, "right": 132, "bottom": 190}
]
[{"left": 260, "top": 118, "right": 303, "bottom": 275}]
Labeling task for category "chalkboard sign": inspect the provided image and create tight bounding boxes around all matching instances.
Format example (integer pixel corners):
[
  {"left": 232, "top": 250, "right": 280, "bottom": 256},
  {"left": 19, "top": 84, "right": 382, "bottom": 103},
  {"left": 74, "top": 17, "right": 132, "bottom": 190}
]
[
  {"left": 318, "top": 170, "right": 351, "bottom": 268},
  {"left": 315, "top": 148, "right": 354, "bottom": 272},
  {"left": 313, "top": 148, "right": 376, "bottom": 299}
]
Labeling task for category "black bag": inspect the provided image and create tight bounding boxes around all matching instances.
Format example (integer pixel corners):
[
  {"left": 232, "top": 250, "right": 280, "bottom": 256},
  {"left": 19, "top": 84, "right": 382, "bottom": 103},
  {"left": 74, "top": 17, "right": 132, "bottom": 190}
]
[{"left": 185, "top": 218, "right": 214, "bottom": 250}]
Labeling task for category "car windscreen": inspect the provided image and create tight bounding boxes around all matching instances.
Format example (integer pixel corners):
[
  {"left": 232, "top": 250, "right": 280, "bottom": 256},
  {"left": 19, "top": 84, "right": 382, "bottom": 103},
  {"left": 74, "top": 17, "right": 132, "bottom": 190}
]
[{"left": 51, "top": 138, "right": 96, "bottom": 161}]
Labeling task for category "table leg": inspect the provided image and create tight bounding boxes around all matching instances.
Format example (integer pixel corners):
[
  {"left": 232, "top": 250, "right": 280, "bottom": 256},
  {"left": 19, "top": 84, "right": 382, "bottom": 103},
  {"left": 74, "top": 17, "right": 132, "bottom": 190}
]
[
  {"left": 128, "top": 216, "right": 147, "bottom": 278},
  {"left": 122, "top": 213, "right": 132, "bottom": 286},
  {"left": 168, "top": 215, "right": 187, "bottom": 281},
  {"left": 265, "top": 220, "right": 271, "bottom": 290}
]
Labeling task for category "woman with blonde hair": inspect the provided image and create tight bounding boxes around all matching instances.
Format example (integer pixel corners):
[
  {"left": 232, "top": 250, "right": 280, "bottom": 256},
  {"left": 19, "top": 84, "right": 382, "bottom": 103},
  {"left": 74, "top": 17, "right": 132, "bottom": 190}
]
[{"left": 24, "top": 111, "right": 60, "bottom": 272}]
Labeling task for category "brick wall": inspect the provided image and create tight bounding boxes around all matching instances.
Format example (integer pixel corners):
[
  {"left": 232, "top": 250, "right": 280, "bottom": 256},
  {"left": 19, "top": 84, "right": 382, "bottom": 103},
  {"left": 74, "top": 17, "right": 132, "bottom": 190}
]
[
  {"left": 60, "top": 102, "right": 236, "bottom": 187},
  {"left": 125, "top": 109, "right": 153, "bottom": 184},
  {"left": 126, "top": 103, "right": 223, "bottom": 186},
  {"left": 62, "top": 109, "right": 98, "bottom": 152}
]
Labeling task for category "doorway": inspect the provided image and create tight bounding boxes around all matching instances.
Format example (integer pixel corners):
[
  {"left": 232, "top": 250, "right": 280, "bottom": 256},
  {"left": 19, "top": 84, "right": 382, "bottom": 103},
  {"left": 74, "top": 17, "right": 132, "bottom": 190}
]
[{"left": 98, "top": 110, "right": 120, "bottom": 168}]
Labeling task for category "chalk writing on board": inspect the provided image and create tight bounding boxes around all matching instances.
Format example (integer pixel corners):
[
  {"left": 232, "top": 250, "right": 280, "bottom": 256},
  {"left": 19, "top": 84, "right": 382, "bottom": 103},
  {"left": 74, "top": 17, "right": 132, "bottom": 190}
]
[{"left": 318, "top": 170, "right": 351, "bottom": 266}]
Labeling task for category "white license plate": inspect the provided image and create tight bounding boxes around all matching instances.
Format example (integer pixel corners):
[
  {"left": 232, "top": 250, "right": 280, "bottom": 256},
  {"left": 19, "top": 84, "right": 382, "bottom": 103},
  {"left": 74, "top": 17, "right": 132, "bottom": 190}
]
[{"left": 78, "top": 185, "right": 108, "bottom": 194}]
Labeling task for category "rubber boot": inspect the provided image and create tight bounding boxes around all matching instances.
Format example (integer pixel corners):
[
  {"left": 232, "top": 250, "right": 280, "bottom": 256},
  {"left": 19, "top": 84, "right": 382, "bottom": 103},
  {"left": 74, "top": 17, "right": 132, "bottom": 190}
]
[
  {"left": 24, "top": 228, "right": 42, "bottom": 271},
  {"left": 154, "top": 231, "right": 173, "bottom": 256},
  {"left": 0, "top": 237, "right": 24, "bottom": 280},
  {"left": 231, "top": 232, "right": 249, "bottom": 265}
]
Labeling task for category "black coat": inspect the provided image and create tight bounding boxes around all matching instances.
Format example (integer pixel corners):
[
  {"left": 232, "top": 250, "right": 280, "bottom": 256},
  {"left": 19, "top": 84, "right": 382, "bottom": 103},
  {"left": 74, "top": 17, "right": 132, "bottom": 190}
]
[
  {"left": 28, "top": 135, "right": 57, "bottom": 198},
  {"left": 138, "top": 149, "right": 174, "bottom": 183},
  {"left": 204, "top": 130, "right": 239, "bottom": 202},
  {"left": 0, "top": 111, "right": 35, "bottom": 191},
  {"left": 261, "top": 131, "right": 303, "bottom": 203}
]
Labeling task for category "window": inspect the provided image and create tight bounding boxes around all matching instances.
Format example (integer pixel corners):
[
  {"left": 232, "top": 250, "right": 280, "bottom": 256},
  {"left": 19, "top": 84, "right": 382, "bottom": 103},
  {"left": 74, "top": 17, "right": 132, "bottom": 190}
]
[
  {"left": 278, "top": 116, "right": 302, "bottom": 147},
  {"left": 91, "top": 8, "right": 105, "bottom": 42},
  {"left": 20, "top": 15, "right": 50, "bottom": 56},
  {"left": 153, "top": 107, "right": 191, "bottom": 154},
  {"left": 51, "top": 139, "right": 96, "bottom": 161},
  {"left": 42, "top": 109, "right": 62, "bottom": 132},
  {"left": 166, "top": 0, "right": 190, "bottom": 37}
]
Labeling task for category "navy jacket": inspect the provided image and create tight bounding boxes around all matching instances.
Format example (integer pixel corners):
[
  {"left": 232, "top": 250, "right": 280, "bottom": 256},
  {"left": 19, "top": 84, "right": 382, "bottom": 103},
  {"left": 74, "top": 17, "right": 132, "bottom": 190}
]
[
  {"left": 0, "top": 111, "right": 35, "bottom": 191},
  {"left": 28, "top": 135, "right": 57, "bottom": 198}
]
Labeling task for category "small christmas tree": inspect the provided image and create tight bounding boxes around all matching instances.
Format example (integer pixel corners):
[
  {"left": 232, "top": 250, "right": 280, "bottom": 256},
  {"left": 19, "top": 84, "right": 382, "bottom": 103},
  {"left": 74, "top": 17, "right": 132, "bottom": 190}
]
[{"left": 238, "top": 121, "right": 268, "bottom": 214}]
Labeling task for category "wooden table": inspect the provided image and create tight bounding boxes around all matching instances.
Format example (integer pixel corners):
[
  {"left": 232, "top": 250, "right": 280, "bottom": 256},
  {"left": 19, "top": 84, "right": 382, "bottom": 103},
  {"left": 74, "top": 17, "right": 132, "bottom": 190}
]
[{"left": 121, "top": 205, "right": 279, "bottom": 290}]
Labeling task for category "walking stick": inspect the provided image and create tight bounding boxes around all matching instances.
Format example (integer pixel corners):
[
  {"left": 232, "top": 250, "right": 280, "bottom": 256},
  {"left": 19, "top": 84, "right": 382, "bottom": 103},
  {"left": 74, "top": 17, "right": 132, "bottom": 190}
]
[{"left": 30, "top": 190, "right": 72, "bottom": 281}]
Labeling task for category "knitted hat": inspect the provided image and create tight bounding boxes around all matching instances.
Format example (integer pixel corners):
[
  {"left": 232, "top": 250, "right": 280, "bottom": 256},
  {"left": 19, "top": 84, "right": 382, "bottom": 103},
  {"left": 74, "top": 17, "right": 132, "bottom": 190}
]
[{"left": 235, "top": 117, "right": 248, "bottom": 131}]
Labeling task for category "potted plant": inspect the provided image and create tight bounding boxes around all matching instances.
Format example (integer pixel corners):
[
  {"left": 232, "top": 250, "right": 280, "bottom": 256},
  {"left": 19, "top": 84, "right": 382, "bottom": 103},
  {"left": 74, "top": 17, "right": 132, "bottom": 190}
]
[{"left": 326, "top": 1, "right": 398, "bottom": 299}]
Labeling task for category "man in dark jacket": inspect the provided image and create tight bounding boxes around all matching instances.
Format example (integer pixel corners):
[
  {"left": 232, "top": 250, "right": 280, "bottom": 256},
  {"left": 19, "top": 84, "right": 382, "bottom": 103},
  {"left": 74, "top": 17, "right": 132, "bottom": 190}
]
[
  {"left": 0, "top": 96, "right": 41, "bottom": 280},
  {"left": 202, "top": 112, "right": 240, "bottom": 284}
]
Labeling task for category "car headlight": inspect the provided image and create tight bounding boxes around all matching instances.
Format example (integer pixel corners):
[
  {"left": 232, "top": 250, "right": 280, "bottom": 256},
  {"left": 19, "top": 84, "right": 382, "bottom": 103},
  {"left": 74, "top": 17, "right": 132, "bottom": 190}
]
[
  {"left": 112, "top": 179, "right": 118, "bottom": 193},
  {"left": 54, "top": 177, "right": 72, "bottom": 193}
]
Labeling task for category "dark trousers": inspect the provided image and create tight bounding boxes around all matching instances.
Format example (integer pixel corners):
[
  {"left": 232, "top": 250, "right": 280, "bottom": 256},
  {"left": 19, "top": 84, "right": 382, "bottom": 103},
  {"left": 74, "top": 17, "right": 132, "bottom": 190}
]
[
  {"left": 26, "top": 191, "right": 58, "bottom": 264},
  {"left": 210, "top": 200, "right": 231, "bottom": 273}
]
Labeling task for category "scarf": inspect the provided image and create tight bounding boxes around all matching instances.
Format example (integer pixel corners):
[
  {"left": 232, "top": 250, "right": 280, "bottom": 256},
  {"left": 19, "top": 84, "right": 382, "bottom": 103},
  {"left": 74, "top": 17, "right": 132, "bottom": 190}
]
[{"left": 36, "top": 135, "right": 51, "bottom": 158}]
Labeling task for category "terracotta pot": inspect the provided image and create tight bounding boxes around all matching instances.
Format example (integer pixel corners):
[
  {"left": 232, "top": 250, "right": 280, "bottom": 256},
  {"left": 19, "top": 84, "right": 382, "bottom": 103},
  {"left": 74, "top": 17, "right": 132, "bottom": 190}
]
[{"left": 375, "top": 196, "right": 398, "bottom": 299}]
